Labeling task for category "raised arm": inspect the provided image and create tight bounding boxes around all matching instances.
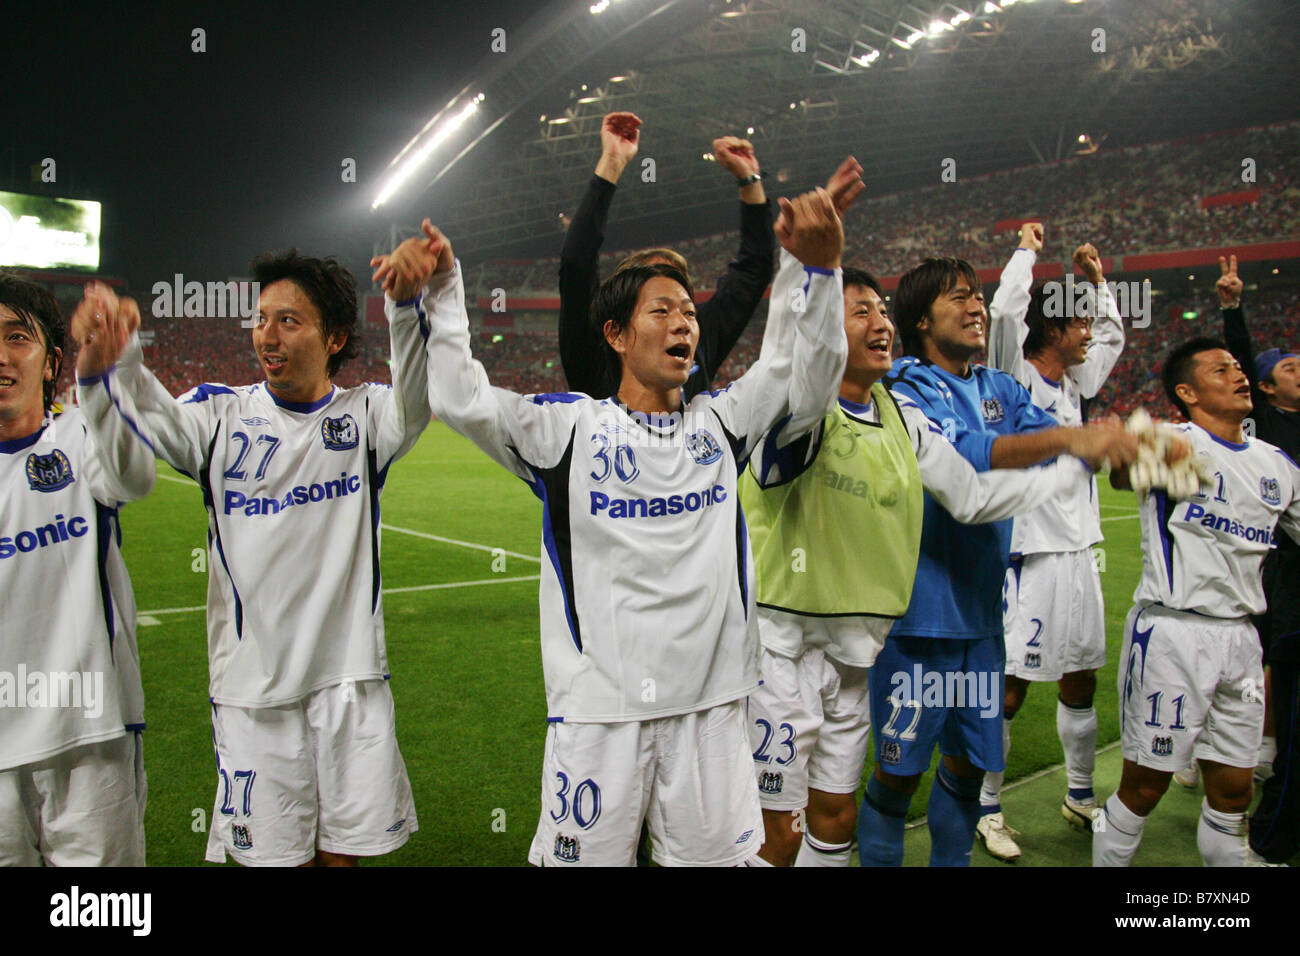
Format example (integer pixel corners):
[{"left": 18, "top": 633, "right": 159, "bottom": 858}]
[
  {"left": 693, "top": 135, "right": 774, "bottom": 382},
  {"left": 72, "top": 282, "right": 212, "bottom": 480},
  {"left": 425, "top": 237, "right": 579, "bottom": 479},
  {"left": 557, "top": 111, "right": 641, "bottom": 396},
  {"left": 1216, "top": 255, "right": 1256, "bottom": 391},
  {"left": 710, "top": 189, "right": 847, "bottom": 459},
  {"left": 985, "top": 223, "right": 1041, "bottom": 388},
  {"left": 368, "top": 221, "right": 438, "bottom": 467},
  {"left": 1071, "top": 243, "right": 1125, "bottom": 398},
  {"left": 69, "top": 287, "right": 156, "bottom": 504}
]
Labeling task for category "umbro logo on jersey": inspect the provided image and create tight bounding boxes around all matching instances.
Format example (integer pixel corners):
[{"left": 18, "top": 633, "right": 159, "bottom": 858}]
[
  {"left": 735, "top": 829, "right": 755, "bottom": 845},
  {"left": 385, "top": 819, "right": 406, "bottom": 833},
  {"left": 981, "top": 398, "right": 1005, "bottom": 424},
  {"left": 685, "top": 428, "right": 723, "bottom": 465},
  {"left": 1259, "top": 477, "right": 1281, "bottom": 506},
  {"left": 321, "top": 414, "right": 359, "bottom": 451},
  {"left": 553, "top": 834, "right": 580, "bottom": 862},
  {"left": 25, "top": 449, "right": 74, "bottom": 492},
  {"left": 240, "top": 416, "right": 271, "bottom": 427}
]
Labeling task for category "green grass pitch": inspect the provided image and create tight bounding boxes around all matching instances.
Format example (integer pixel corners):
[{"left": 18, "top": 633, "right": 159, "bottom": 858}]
[{"left": 123, "top": 422, "right": 1201, "bottom": 866}]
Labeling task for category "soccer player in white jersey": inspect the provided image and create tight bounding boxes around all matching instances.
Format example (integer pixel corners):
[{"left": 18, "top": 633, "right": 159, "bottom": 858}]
[
  {"left": 1094, "top": 337, "right": 1300, "bottom": 866},
  {"left": 741, "top": 265, "right": 1098, "bottom": 866},
  {"left": 979, "top": 226, "right": 1125, "bottom": 858},
  {"left": 78, "top": 230, "right": 436, "bottom": 866},
  {"left": 0, "top": 274, "right": 154, "bottom": 865},
  {"left": 423, "top": 191, "right": 848, "bottom": 866}
]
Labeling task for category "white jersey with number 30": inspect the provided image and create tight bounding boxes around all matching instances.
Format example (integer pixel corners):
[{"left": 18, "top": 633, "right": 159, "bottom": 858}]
[
  {"left": 423, "top": 252, "right": 847, "bottom": 723},
  {"left": 1133, "top": 423, "right": 1300, "bottom": 619}
]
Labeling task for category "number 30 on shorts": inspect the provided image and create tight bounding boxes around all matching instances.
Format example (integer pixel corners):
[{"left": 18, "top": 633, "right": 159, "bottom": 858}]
[{"left": 550, "top": 772, "right": 602, "bottom": 830}]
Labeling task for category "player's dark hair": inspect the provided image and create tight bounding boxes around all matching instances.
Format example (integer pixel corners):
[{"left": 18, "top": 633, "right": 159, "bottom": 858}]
[
  {"left": 842, "top": 266, "right": 884, "bottom": 300},
  {"left": 0, "top": 272, "right": 65, "bottom": 412},
  {"left": 1022, "top": 284, "right": 1074, "bottom": 358},
  {"left": 591, "top": 263, "right": 694, "bottom": 399},
  {"left": 249, "top": 250, "right": 359, "bottom": 376},
  {"left": 894, "top": 257, "right": 980, "bottom": 357},
  {"left": 1161, "top": 336, "right": 1231, "bottom": 418}
]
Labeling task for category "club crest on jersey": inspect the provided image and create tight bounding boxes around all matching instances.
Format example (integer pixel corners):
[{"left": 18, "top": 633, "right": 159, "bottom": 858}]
[
  {"left": 26, "top": 450, "right": 74, "bottom": 492},
  {"left": 232, "top": 824, "right": 253, "bottom": 850},
  {"left": 686, "top": 429, "right": 723, "bottom": 465},
  {"left": 981, "top": 398, "right": 1005, "bottom": 424},
  {"left": 321, "top": 414, "right": 359, "bottom": 451},
  {"left": 1024, "top": 652, "right": 1041, "bottom": 669},
  {"left": 553, "top": 834, "right": 580, "bottom": 863},
  {"left": 1151, "top": 735, "right": 1173, "bottom": 758},
  {"left": 880, "top": 740, "right": 902, "bottom": 765},
  {"left": 758, "top": 771, "right": 784, "bottom": 795},
  {"left": 1260, "top": 477, "right": 1280, "bottom": 506}
]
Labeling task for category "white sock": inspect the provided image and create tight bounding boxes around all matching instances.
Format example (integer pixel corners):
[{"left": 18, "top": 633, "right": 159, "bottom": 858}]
[
  {"left": 743, "top": 852, "right": 774, "bottom": 867},
  {"left": 1258, "top": 735, "right": 1277, "bottom": 766},
  {"left": 1058, "top": 699, "right": 1098, "bottom": 795},
  {"left": 980, "top": 717, "right": 1013, "bottom": 808},
  {"left": 1197, "top": 799, "right": 1247, "bottom": 867},
  {"left": 1093, "top": 793, "right": 1146, "bottom": 867},
  {"left": 794, "top": 832, "right": 852, "bottom": 867}
]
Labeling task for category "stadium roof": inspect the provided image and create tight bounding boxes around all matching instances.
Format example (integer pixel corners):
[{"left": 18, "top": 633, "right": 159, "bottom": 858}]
[{"left": 376, "top": 0, "right": 1300, "bottom": 259}]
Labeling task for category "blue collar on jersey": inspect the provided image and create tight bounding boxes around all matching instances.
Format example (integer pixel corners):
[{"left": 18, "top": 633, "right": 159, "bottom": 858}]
[
  {"left": 1192, "top": 422, "right": 1249, "bottom": 452},
  {"left": 838, "top": 396, "right": 874, "bottom": 418},
  {"left": 0, "top": 421, "right": 48, "bottom": 454},
  {"left": 263, "top": 382, "right": 336, "bottom": 413}
]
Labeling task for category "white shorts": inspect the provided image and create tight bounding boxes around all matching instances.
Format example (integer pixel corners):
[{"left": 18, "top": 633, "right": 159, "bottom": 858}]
[
  {"left": 749, "top": 645, "right": 871, "bottom": 811},
  {"left": 527, "top": 700, "right": 763, "bottom": 867},
  {"left": 205, "top": 679, "right": 417, "bottom": 866},
  {"left": 0, "top": 731, "right": 146, "bottom": 867},
  {"left": 1004, "top": 549, "right": 1106, "bottom": 681},
  {"left": 1118, "top": 604, "right": 1265, "bottom": 771}
]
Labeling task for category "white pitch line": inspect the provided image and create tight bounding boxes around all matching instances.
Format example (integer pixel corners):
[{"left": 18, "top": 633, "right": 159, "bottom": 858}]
[
  {"left": 1100, "top": 513, "right": 1140, "bottom": 523},
  {"left": 382, "top": 575, "right": 539, "bottom": 595},
  {"left": 138, "top": 574, "right": 540, "bottom": 617},
  {"left": 380, "top": 523, "right": 541, "bottom": 563},
  {"left": 156, "top": 473, "right": 194, "bottom": 486},
  {"left": 903, "top": 741, "right": 1122, "bottom": 831}
]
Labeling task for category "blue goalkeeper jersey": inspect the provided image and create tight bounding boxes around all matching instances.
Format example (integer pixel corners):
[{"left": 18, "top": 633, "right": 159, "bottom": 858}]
[{"left": 884, "top": 357, "right": 1057, "bottom": 639}]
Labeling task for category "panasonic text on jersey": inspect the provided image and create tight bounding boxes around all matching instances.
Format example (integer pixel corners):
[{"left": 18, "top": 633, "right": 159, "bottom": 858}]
[
  {"left": 223, "top": 473, "right": 362, "bottom": 516},
  {"left": 589, "top": 484, "right": 728, "bottom": 519},
  {"left": 0, "top": 513, "right": 89, "bottom": 559}
]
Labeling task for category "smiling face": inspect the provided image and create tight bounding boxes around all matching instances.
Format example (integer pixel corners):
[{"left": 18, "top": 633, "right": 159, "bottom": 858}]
[
  {"left": 605, "top": 275, "right": 698, "bottom": 402},
  {"left": 251, "top": 279, "right": 343, "bottom": 404},
  {"left": 1053, "top": 316, "right": 1094, "bottom": 368},
  {"left": 0, "top": 304, "right": 58, "bottom": 439},
  {"left": 919, "top": 277, "right": 986, "bottom": 366},
  {"left": 1178, "top": 348, "right": 1253, "bottom": 423},
  {"left": 843, "top": 283, "right": 894, "bottom": 387}
]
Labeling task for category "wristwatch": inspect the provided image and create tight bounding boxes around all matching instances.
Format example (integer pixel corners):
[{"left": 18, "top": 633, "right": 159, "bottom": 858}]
[{"left": 736, "top": 172, "right": 763, "bottom": 187}]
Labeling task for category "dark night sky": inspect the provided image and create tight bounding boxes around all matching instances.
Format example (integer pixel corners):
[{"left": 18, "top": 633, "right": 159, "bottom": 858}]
[{"left": 5, "top": 0, "right": 556, "bottom": 291}]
